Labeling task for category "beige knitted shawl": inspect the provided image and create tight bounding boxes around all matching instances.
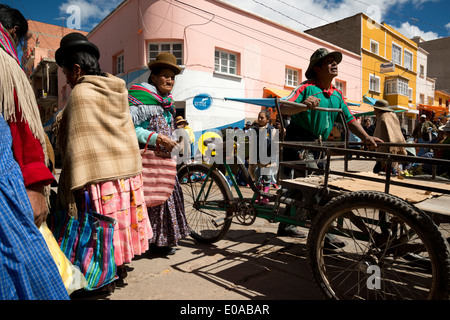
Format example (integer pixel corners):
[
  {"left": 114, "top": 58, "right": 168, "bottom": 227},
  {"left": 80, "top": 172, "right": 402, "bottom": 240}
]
[{"left": 55, "top": 73, "right": 142, "bottom": 217}]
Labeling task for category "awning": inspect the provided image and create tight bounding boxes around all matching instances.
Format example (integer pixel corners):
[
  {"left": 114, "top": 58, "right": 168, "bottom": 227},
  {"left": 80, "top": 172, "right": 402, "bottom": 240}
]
[
  {"left": 224, "top": 97, "right": 277, "bottom": 108},
  {"left": 390, "top": 105, "right": 419, "bottom": 115},
  {"left": 346, "top": 100, "right": 375, "bottom": 114},
  {"left": 363, "top": 96, "right": 377, "bottom": 105},
  {"left": 417, "top": 104, "right": 448, "bottom": 113},
  {"left": 263, "top": 87, "right": 292, "bottom": 99},
  {"left": 353, "top": 109, "right": 406, "bottom": 118}
]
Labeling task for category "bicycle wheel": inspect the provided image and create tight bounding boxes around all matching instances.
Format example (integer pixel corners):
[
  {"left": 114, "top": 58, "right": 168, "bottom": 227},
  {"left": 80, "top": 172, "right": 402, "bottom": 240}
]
[
  {"left": 177, "top": 164, "right": 234, "bottom": 243},
  {"left": 307, "top": 190, "right": 450, "bottom": 300}
]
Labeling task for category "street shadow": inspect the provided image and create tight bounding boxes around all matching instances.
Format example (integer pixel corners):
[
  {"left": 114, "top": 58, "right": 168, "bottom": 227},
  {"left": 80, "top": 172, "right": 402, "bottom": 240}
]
[{"left": 168, "top": 226, "right": 324, "bottom": 300}]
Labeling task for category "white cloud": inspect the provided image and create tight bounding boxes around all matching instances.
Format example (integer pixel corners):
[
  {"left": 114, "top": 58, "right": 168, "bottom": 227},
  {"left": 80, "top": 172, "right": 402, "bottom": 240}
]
[
  {"left": 223, "top": 0, "right": 442, "bottom": 39},
  {"left": 394, "top": 22, "right": 440, "bottom": 41}
]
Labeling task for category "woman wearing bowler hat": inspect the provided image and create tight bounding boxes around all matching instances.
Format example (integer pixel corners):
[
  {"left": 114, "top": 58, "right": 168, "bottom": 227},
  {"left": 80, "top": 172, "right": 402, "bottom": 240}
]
[
  {"left": 54, "top": 32, "right": 153, "bottom": 292},
  {"left": 128, "top": 52, "right": 189, "bottom": 255}
]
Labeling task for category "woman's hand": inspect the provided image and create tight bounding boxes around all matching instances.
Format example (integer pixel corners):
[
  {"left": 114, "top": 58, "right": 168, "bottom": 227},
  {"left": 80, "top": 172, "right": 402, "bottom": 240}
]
[
  {"left": 26, "top": 183, "right": 48, "bottom": 228},
  {"left": 156, "top": 134, "right": 178, "bottom": 152}
]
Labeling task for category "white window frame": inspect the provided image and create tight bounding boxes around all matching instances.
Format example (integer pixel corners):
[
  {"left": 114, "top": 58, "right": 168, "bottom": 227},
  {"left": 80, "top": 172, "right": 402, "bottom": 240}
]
[
  {"left": 116, "top": 53, "right": 124, "bottom": 75},
  {"left": 404, "top": 49, "right": 413, "bottom": 70},
  {"left": 419, "top": 64, "right": 425, "bottom": 77},
  {"left": 285, "top": 67, "right": 300, "bottom": 87},
  {"left": 419, "top": 93, "right": 425, "bottom": 104},
  {"left": 369, "top": 74, "right": 380, "bottom": 93},
  {"left": 370, "top": 40, "right": 379, "bottom": 55},
  {"left": 392, "top": 42, "right": 402, "bottom": 65},
  {"left": 408, "top": 87, "right": 413, "bottom": 101},
  {"left": 335, "top": 79, "right": 346, "bottom": 96},
  {"left": 385, "top": 78, "right": 409, "bottom": 96},
  {"left": 215, "top": 49, "right": 238, "bottom": 75},
  {"left": 148, "top": 42, "right": 183, "bottom": 66}
]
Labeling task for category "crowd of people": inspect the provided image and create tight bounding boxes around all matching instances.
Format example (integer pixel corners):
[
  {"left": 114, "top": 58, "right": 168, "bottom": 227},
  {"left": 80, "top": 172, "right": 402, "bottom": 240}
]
[
  {"left": 0, "top": 5, "right": 190, "bottom": 299},
  {"left": 1, "top": 4, "right": 449, "bottom": 300}
]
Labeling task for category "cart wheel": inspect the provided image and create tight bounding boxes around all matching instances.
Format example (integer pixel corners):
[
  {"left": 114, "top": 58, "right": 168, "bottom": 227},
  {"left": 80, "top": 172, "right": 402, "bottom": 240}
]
[
  {"left": 306, "top": 190, "right": 450, "bottom": 300},
  {"left": 178, "top": 164, "right": 234, "bottom": 243}
]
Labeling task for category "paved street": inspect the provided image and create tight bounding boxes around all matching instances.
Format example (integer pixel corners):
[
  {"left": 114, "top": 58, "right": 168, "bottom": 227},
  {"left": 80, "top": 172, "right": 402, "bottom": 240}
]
[{"left": 63, "top": 158, "right": 376, "bottom": 302}]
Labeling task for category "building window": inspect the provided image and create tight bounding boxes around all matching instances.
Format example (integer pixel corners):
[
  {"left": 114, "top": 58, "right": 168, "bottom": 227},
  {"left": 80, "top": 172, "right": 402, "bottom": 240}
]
[
  {"left": 335, "top": 80, "right": 346, "bottom": 96},
  {"left": 285, "top": 67, "right": 299, "bottom": 87},
  {"left": 385, "top": 78, "right": 409, "bottom": 96},
  {"left": 215, "top": 49, "right": 238, "bottom": 75},
  {"left": 369, "top": 74, "right": 380, "bottom": 93},
  {"left": 439, "top": 98, "right": 442, "bottom": 105},
  {"left": 115, "top": 53, "right": 124, "bottom": 75},
  {"left": 419, "top": 65, "right": 425, "bottom": 77},
  {"left": 392, "top": 43, "right": 402, "bottom": 65},
  {"left": 408, "top": 87, "right": 413, "bottom": 101},
  {"left": 404, "top": 50, "right": 413, "bottom": 70},
  {"left": 419, "top": 93, "right": 425, "bottom": 104},
  {"left": 370, "top": 40, "right": 379, "bottom": 55},
  {"left": 148, "top": 42, "right": 183, "bottom": 66}
]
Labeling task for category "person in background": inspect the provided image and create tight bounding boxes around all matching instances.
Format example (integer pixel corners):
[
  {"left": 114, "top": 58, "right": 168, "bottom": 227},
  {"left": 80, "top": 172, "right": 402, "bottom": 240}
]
[
  {"left": 435, "top": 121, "right": 450, "bottom": 178},
  {"left": 363, "top": 118, "right": 375, "bottom": 136},
  {"left": 175, "top": 115, "right": 195, "bottom": 160},
  {"left": 243, "top": 121, "right": 252, "bottom": 132},
  {"left": 412, "top": 114, "right": 437, "bottom": 142},
  {"left": 0, "top": 4, "right": 69, "bottom": 300},
  {"left": 128, "top": 52, "right": 189, "bottom": 256},
  {"left": 371, "top": 100, "right": 407, "bottom": 175},
  {"left": 54, "top": 32, "right": 153, "bottom": 292},
  {"left": 277, "top": 48, "right": 382, "bottom": 244},
  {"left": 248, "top": 109, "right": 276, "bottom": 205}
]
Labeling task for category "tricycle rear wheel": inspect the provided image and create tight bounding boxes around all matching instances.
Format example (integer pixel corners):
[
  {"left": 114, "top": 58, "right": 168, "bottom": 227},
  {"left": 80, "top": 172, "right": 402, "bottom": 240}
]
[{"left": 307, "top": 190, "right": 450, "bottom": 300}]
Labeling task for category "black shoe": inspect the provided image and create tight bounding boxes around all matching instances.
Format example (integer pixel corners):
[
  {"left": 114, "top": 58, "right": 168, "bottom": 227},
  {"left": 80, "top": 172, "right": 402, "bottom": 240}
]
[
  {"left": 324, "top": 234, "right": 347, "bottom": 249},
  {"left": 151, "top": 244, "right": 176, "bottom": 255},
  {"left": 277, "top": 225, "right": 307, "bottom": 238}
]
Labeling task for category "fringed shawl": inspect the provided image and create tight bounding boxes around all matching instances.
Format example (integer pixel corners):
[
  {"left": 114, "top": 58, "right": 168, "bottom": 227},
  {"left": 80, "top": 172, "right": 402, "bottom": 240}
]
[{"left": 0, "top": 23, "right": 50, "bottom": 202}]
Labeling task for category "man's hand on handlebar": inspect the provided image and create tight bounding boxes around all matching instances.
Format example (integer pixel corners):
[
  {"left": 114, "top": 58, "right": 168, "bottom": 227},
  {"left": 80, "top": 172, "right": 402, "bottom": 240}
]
[{"left": 303, "top": 96, "right": 321, "bottom": 110}]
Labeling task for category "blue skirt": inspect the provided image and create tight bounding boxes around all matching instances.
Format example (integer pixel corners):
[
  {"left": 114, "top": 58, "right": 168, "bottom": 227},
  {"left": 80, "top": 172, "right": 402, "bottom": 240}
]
[{"left": 0, "top": 114, "right": 69, "bottom": 300}]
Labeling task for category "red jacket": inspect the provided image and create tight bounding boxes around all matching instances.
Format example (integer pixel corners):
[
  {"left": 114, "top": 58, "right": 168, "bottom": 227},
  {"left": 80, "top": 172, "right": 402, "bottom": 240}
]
[{"left": 8, "top": 91, "right": 54, "bottom": 188}]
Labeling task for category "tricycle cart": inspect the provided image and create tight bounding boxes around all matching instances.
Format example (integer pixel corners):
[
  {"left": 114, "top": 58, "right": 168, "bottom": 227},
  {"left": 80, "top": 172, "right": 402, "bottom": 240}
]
[{"left": 177, "top": 98, "right": 450, "bottom": 300}]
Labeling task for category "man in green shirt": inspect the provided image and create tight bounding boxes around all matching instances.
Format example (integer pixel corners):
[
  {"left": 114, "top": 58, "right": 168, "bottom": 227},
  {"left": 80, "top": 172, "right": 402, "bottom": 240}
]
[{"left": 277, "top": 48, "right": 382, "bottom": 241}]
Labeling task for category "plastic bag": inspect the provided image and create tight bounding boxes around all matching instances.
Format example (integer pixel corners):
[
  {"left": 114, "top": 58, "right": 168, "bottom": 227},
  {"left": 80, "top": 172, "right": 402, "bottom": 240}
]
[{"left": 39, "top": 222, "right": 87, "bottom": 295}]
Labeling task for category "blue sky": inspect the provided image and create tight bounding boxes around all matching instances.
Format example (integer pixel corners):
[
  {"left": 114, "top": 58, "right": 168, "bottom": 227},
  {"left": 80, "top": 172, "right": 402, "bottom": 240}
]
[{"left": 3, "top": 0, "right": 450, "bottom": 40}]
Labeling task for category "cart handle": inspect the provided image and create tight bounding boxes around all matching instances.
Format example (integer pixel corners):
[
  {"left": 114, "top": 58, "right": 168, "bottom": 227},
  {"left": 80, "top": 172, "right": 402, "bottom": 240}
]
[{"left": 277, "top": 99, "right": 345, "bottom": 113}]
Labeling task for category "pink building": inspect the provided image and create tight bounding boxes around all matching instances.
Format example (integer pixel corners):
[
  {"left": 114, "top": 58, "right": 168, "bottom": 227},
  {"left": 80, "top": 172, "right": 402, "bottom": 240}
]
[{"left": 87, "top": 0, "right": 363, "bottom": 143}]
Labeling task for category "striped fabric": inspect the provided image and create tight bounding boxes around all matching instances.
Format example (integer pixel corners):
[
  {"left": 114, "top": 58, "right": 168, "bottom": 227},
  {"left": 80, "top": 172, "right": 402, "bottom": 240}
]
[
  {"left": 51, "top": 204, "right": 118, "bottom": 291},
  {"left": 128, "top": 83, "right": 175, "bottom": 116},
  {"left": 0, "top": 23, "right": 19, "bottom": 64},
  {"left": 0, "top": 115, "right": 69, "bottom": 300}
]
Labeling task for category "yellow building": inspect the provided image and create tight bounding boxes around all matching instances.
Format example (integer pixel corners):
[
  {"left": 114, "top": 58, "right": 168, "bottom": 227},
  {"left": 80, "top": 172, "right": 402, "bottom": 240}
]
[
  {"left": 430, "top": 90, "right": 450, "bottom": 119},
  {"left": 305, "top": 13, "right": 420, "bottom": 132}
]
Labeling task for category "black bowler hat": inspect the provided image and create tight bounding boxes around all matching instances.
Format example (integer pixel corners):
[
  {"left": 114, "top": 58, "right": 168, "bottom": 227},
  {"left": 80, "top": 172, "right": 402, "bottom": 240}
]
[
  {"left": 305, "top": 48, "right": 342, "bottom": 79},
  {"left": 55, "top": 32, "right": 100, "bottom": 66}
]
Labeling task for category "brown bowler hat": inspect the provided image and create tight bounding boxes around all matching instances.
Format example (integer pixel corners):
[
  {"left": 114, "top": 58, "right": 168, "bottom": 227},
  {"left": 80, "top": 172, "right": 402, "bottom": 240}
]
[{"left": 148, "top": 52, "right": 181, "bottom": 75}]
